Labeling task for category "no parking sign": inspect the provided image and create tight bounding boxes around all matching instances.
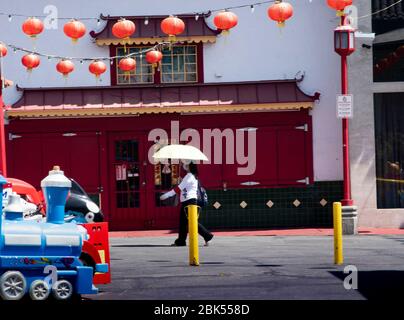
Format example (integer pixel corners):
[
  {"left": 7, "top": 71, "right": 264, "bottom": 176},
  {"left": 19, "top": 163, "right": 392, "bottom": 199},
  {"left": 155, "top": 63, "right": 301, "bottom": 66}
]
[{"left": 337, "top": 95, "right": 353, "bottom": 119}]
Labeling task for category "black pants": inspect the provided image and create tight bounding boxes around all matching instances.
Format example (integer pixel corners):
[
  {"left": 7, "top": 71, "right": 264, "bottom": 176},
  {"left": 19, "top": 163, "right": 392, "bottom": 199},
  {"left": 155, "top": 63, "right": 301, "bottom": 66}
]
[{"left": 175, "top": 198, "right": 213, "bottom": 245}]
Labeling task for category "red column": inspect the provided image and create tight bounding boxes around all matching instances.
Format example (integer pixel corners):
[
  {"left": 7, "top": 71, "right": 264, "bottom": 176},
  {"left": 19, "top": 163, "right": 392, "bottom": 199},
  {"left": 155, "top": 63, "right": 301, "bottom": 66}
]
[{"left": 0, "top": 83, "right": 7, "bottom": 177}]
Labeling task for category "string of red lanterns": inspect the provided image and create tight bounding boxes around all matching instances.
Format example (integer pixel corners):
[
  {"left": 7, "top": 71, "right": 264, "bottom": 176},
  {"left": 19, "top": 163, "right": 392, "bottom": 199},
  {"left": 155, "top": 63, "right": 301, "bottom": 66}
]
[
  {"left": 1, "top": 2, "right": 300, "bottom": 80},
  {"left": 374, "top": 44, "right": 404, "bottom": 76},
  {"left": 0, "top": 0, "right": 278, "bottom": 21},
  {"left": 2, "top": 41, "right": 166, "bottom": 80},
  {"left": 1, "top": 0, "right": 397, "bottom": 23},
  {"left": 16, "top": 1, "right": 298, "bottom": 45},
  {"left": 5, "top": 1, "right": 404, "bottom": 82}
]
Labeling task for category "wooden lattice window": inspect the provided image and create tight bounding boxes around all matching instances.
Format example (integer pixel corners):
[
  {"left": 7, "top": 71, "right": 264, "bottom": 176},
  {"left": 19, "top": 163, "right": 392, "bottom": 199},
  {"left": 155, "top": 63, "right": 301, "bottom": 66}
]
[
  {"left": 112, "top": 44, "right": 202, "bottom": 85},
  {"left": 116, "top": 47, "right": 154, "bottom": 85},
  {"left": 160, "top": 45, "right": 198, "bottom": 83}
]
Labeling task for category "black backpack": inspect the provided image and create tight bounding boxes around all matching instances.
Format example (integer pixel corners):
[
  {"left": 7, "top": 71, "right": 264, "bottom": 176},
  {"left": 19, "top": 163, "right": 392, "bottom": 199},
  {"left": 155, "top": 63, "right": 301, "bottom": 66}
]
[{"left": 197, "top": 180, "right": 208, "bottom": 207}]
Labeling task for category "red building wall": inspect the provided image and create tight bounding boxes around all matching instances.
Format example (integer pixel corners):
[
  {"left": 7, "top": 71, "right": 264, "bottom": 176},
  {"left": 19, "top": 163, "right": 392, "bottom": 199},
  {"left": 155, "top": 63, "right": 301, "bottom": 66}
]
[{"left": 5, "top": 110, "right": 313, "bottom": 230}]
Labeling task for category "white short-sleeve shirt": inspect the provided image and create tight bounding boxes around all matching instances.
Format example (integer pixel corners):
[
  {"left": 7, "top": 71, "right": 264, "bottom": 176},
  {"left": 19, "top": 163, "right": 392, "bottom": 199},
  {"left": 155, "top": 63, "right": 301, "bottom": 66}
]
[{"left": 178, "top": 173, "right": 198, "bottom": 202}]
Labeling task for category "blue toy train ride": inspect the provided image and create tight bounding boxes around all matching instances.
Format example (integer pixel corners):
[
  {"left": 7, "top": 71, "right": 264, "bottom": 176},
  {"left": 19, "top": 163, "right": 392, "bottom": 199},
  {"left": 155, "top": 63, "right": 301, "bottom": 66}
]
[{"left": 0, "top": 166, "right": 108, "bottom": 300}]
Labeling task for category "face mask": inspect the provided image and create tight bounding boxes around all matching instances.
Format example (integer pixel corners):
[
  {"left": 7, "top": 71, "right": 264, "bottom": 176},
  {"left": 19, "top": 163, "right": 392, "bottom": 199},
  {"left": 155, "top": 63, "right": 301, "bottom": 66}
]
[{"left": 183, "top": 163, "right": 189, "bottom": 171}]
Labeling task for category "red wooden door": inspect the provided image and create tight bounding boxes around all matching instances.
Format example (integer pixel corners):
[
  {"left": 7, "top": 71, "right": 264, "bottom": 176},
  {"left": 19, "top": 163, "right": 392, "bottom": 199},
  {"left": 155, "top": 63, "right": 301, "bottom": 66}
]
[
  {"left": 144, "top": 140, "right": 180, "bottom": 230},
  {"left": 41, "top": 133, "right": 101, "bottom": 193},
  {"left": 108, "top": 133, "right": 148, "bottom": 230},
  {"left": 221, "top": 128, "right": 278, "bottom": 187},
  {"left": 7, "top": 133, "right": 43, "bottom": 187},
  {"left": 277, "top": 127, "right": 309, "bottom": 185},
  {"left": 220, "top": 125, "right": 310, "bottom": 188},
  {"left": 8, "top": 132, "right": 101, "bottom": 192},
  {"left": 108, "top": 134, "right": 180, "bottom": 230}
]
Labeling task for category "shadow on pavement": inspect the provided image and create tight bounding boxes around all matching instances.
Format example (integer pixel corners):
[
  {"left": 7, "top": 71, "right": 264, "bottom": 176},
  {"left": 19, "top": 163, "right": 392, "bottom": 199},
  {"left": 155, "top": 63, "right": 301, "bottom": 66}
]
[
  {"left": 255, "top": 264, "right": 283, "bottom": 267},
  {"left": 330, "top": 270, "right": 404, "bottom": 300}
]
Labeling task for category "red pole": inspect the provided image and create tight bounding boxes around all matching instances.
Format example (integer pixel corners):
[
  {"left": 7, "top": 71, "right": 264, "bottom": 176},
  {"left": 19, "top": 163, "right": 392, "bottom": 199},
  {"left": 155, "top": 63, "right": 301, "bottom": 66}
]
[
  {"left": 340, "top": 15, "right": 353, "bottom": 207},
  {"left": 0, "top": 82, "right": 7, "bottom": 177},
  {"left": 341, "top": 56, "right": 352, "bottom": 206}
]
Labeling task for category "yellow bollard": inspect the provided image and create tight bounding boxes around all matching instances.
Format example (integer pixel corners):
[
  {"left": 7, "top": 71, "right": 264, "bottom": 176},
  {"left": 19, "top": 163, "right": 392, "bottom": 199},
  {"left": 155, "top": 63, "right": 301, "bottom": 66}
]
[
  {"left": 187, "top": 205, "right": 199, "bottom": 266},
  {"left": 333, "top": 202, "right": 344, "bottom": 265}
]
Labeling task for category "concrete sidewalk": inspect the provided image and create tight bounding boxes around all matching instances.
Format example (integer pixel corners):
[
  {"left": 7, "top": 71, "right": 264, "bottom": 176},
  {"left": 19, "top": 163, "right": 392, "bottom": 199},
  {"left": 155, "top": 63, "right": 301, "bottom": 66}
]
[
  {"left": 109, "top": 227, "right": 404, "bottom": 238},
  {"left": 90, "top": 233, "right": 404, "bottom": 300}
]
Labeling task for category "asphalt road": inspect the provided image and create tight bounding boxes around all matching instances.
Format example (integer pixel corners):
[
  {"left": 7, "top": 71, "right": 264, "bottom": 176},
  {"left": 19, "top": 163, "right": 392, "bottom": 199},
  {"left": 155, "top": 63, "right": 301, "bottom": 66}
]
[{"left": 86, "top": 234, "right": 404, "bottom": 300}]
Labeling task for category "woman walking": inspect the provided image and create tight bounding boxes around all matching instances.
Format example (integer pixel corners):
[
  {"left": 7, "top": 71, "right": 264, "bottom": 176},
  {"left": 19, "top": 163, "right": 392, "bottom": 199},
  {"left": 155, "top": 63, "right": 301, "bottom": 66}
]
[{"left": 160, "top": 161, "right": 214, "bottom": 246}]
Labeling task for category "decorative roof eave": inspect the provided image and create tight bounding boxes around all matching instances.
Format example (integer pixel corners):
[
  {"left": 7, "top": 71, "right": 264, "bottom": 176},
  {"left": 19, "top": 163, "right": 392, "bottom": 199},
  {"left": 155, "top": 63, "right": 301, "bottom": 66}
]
[
  {"left": 90, "top": 12, "right": 221, "bottom": 44},
  {"left": 96, "top": 36, "right": 217, "bottom": 46},
  {"left": 6, "top": 102, "right": 313, "bottom": 119},
  {"left": 10, "top": 79, "right": 320, "bottom": 120}
]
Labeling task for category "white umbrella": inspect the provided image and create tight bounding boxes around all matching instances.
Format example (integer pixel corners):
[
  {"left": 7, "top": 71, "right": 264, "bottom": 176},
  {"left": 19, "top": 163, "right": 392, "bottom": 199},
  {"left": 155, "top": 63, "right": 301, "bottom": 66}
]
[{"left": 153, "top": 144, "right": 209, "bottom": 161}]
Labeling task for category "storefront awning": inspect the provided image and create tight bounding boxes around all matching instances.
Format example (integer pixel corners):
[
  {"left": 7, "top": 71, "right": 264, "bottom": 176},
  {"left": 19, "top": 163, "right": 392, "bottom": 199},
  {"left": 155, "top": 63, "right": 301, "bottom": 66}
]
[
  {"left": 90, "top": 13, "right": 220, "bottom": 46},
  {"left": 8, "top": 80, "right": 320, "bottom": 119}
]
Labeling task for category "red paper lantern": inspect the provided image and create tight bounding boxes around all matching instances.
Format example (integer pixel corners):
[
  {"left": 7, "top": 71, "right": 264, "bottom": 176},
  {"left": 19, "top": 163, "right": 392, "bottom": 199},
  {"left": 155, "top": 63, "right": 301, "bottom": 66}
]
[
  {"left": 64, "top": 20, "right": 86, "bottom": 43},
  {"left": 112, "top": 19, "right": 136, "bottom": 39},
  {"left": 377, "top": 58, "right": 389, "bottom": 71},
  {"left": 396, "top": 45, "right": 404, "bottom": 57},
  {"left": 374, "top": 64, "right": 381, "bottom": 75},
  {"left": 21, "top": 54, "right": 40, "bottom": 72},
  {"left": 56, "top": 59, "right": 75, "bottom": 77},
  {"left": 382, "top": 58, "right": 392, "bottom": 69},
  {"left": 213, "top": 11, "right": 238, "bottom": 34},
  {"left": 387, "top": 52, "right": 399, "bottom": 65},
  {"left": 327, "top": 0, "right": 353, "bottom": 16},
  {"left": 118, "top": 57, "right": 136, "bottom": 72},
  {"left": 0, "top": 43, "right": 7, "bottom": 57},
  {"left": 89, "top": 60, "right": 107, "bottom": 78},
  {"left": 268, "top": 1, "right": 294, "bottom": 27},
  {"left": 118, "top": 57, "right": 136, "bottom": 81},
  {"left": 161, "top": 16, "right": 185, "bottom": 41},
  {"left": 22, "top": 17, "right": 44, "bottom": 38},
  {"left": 146, "top": 50, "right": 163, "bottom": 66}
]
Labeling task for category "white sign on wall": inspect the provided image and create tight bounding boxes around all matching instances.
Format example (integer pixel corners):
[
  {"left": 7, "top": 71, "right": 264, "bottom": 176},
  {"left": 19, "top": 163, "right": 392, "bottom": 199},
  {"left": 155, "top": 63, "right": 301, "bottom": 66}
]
[
  {"left": 115, "top": 164, "right": 127, "bottom": 181},
  {"left": 337, "top": 95, "right": 353, "bottom": 119}
]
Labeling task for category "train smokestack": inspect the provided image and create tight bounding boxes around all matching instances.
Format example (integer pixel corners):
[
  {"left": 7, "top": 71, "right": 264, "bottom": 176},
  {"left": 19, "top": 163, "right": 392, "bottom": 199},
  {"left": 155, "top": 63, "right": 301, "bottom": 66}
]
[{"left": 41, "top": 166, "right": 71, "bottom": 224}]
